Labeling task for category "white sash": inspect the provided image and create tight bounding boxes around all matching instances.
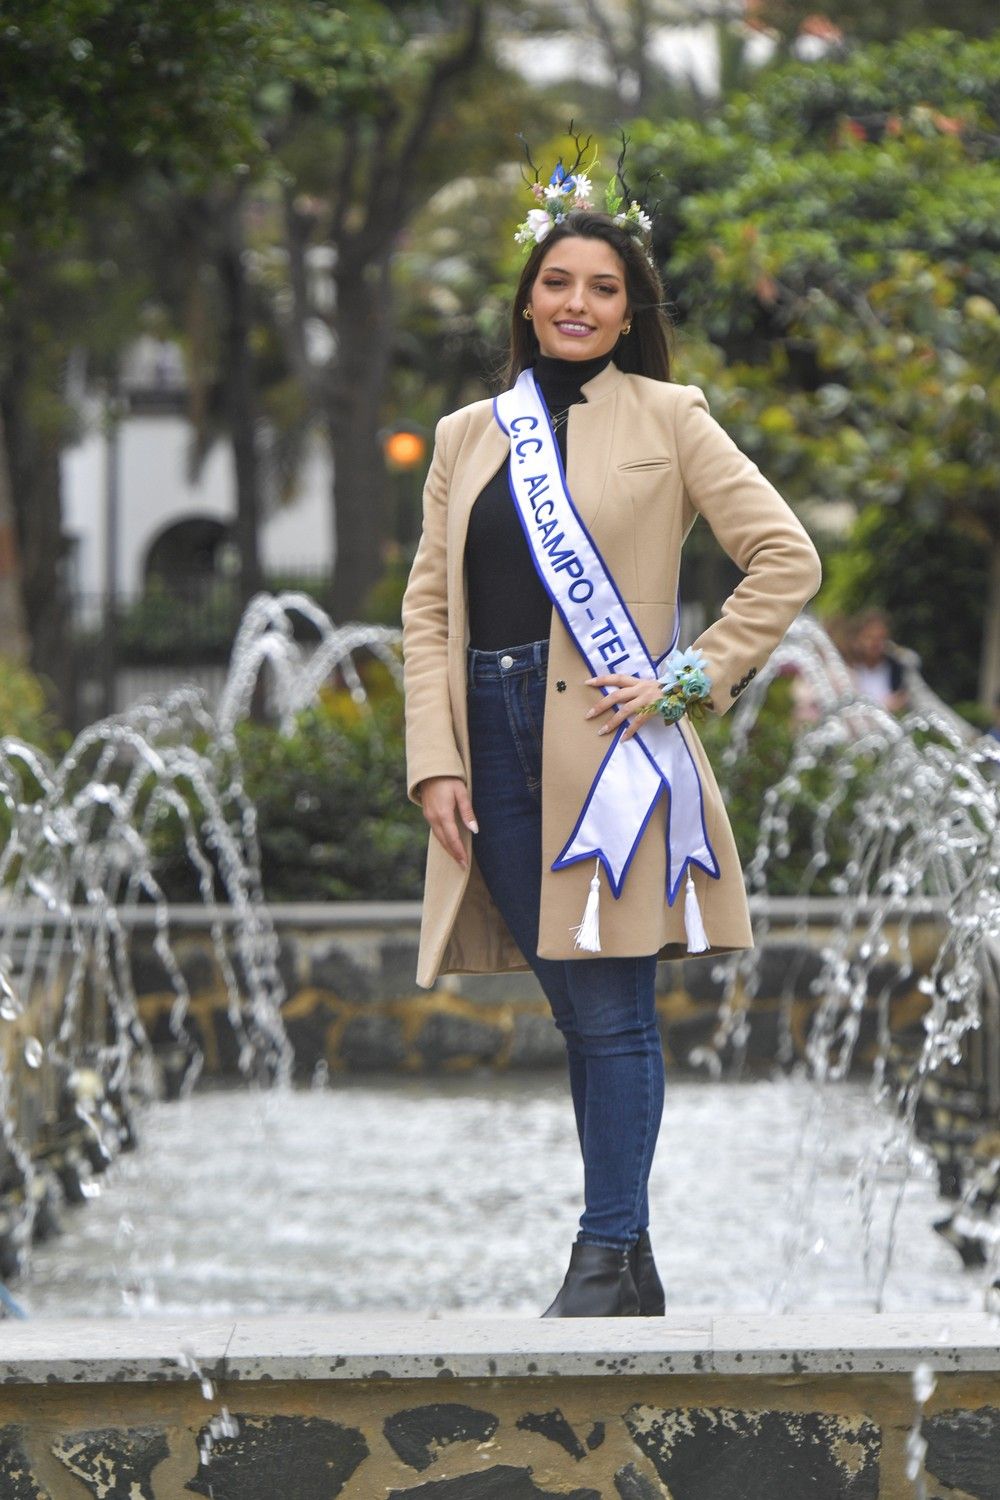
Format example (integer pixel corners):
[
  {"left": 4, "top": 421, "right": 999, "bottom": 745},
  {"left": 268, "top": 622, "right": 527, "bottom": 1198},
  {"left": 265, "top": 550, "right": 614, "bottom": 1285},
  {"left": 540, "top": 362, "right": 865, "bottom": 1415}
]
[{"left": 493, "top": 367, "right": 720, "bottom": 952}]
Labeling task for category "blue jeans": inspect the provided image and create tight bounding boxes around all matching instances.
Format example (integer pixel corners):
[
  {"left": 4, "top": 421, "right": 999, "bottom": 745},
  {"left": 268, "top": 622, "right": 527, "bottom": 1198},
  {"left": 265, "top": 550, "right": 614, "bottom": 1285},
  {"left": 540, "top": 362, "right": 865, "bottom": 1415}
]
[{"left": 466, "top": 639, "right": 664, "bottom": 1251}]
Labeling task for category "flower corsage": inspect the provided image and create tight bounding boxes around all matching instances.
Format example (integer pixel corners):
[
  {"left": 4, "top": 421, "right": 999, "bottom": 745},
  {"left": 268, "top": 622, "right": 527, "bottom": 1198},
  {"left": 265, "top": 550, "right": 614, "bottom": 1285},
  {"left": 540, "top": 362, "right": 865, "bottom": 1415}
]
[{"left": 638, "top": 648, "right": 712, "bottom": 725}]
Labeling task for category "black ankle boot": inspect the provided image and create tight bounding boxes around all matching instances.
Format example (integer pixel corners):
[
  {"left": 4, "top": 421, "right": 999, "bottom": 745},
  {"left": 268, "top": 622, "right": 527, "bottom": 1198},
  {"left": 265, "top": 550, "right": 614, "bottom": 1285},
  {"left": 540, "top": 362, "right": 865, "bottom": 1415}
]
[
  {"left": 628, "top": 1229, "right": 665, "bottom": 1316},
  {"left": 541, "top": 1241, "right": 640, "bottom": 1318}
]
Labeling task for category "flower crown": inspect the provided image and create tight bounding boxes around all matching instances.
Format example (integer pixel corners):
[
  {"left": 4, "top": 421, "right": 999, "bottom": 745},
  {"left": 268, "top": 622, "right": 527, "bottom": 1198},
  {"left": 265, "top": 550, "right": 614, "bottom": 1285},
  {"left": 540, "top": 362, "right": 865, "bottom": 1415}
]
[{"left": 513, "top": 128, "right": 654, "bottom": 252}]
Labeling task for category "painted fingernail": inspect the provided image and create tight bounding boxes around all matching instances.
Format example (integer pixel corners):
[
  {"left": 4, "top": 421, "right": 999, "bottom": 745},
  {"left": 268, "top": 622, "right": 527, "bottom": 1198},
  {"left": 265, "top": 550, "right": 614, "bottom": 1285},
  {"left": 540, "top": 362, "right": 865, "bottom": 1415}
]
[{"left": 465, "top": 819, "right": 479, "bottom": 834}]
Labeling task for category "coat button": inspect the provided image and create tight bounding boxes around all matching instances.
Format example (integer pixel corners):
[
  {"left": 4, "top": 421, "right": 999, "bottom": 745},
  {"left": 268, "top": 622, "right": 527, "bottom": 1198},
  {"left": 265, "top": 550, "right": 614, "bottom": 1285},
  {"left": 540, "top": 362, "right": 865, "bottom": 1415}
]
[
  {"left": 556, "top": 680, "right": 566, "bottom": 692},
  {"left": 730, "top": 683, "right": 741, "bottom": 698},
  {"left": 748, "top": 666, "right": 757, "bottom": 679},
  {"left": 500, "top": 654, "right": 514, "bottom": 669}
]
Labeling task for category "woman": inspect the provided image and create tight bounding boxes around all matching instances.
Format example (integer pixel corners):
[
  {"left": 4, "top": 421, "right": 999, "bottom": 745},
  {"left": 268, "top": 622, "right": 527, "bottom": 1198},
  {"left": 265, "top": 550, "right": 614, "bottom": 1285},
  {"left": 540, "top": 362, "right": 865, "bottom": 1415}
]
[{"left": 401, "top": 179, "right": 822, "bottom": 1317}]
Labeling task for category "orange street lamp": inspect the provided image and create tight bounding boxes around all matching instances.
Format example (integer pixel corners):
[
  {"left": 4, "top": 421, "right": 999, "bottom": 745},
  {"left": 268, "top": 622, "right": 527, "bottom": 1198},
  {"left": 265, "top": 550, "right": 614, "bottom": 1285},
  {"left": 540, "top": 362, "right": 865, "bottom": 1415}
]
[
  {"left": 380, "top": 424, "right": 429, "bottom": 546},
  {"left": 383, "top": 427, "right": 427, "bottom": 472}
]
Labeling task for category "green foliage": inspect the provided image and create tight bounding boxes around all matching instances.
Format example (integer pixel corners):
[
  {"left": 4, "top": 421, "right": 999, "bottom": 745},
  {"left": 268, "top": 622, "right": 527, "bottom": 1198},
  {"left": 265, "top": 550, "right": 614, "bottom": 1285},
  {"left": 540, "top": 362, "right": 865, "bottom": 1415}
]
[
  {"left": 0, "top": 657, "right": 61, "bottom": 751},
  {"left": 112, "top": 581, "right": 241, "bottom": 666},
  {"left": 152, "top": 681, "right": 427, "bottom": 902},
  {"left": 698, "top": 676, "right": 870, "bottom": 896},
  {"left": 626, "top": 31, "right": 1000, "bottom": 702},
  {"left": 0, "top": 657, "right": 65, "bottom": 856},
  {"left": 360, "top": 556, "right": 413, "bottom": 630},
  {"left": 0, "top": 0, "right": 267, "bottom": 233},
  {"left": 760, "top": 1, "right": 998, "bottom": 43}
]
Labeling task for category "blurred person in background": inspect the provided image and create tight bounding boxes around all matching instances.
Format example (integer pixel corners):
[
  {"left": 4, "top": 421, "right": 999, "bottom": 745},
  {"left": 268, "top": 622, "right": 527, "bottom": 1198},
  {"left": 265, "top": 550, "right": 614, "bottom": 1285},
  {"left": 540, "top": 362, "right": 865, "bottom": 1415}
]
[{"left": 847, "top": 607, "right": 910, "bottom": 713}]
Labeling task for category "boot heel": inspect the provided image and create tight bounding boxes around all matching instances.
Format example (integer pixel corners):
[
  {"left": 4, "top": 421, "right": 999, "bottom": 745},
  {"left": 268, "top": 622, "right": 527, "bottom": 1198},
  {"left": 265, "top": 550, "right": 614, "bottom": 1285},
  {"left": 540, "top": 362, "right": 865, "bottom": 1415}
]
[{"left": 628, "top": 1229, "right": 665, "bottom": 1316}]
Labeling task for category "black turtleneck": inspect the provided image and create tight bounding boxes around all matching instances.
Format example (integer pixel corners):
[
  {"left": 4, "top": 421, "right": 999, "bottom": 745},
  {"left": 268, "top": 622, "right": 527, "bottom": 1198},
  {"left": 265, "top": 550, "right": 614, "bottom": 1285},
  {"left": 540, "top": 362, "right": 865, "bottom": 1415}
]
[{"left": 465, "top": 351, "right": 614, "bottom": 651}]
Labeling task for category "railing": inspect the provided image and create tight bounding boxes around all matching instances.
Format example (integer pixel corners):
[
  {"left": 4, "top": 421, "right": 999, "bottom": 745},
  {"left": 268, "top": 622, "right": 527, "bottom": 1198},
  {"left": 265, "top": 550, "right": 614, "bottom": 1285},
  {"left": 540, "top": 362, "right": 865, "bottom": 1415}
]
[{"left": 68, "top": 573, "right": 340, "bottom": 722}]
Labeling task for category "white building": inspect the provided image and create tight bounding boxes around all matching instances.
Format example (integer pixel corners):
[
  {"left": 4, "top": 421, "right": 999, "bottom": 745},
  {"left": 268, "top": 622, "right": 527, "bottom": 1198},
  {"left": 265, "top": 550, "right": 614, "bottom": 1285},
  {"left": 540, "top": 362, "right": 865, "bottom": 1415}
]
[{"left": 62, "top": 335, "right": 335, "bottom": 613}]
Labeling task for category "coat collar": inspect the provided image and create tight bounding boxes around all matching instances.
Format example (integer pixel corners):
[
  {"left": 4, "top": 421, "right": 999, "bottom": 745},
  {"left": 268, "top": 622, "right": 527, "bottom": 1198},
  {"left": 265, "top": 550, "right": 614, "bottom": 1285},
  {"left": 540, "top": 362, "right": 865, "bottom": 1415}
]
[{"left": 577, "top": 358, "right": 625, "bottom": 405}]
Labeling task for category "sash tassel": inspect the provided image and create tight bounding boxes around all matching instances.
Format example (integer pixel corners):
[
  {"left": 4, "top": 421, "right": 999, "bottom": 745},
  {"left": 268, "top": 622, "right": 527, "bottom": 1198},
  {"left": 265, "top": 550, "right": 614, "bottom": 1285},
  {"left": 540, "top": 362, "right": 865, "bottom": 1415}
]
[
  {"left": 571, "top": 857, "right": 603, "bottom": 952},
  {"left": 683, "top": 870, "right": 710, "bottom": 955},
  {"left": 572, "top": 863, "right": 711, "bottom": 956}
]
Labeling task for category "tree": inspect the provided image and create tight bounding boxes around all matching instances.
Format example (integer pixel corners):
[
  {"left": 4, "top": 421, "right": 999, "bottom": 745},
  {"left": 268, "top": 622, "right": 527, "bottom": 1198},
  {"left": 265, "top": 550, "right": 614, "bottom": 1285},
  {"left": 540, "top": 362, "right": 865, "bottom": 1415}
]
[
  {"left": 515, "top": 1, "right": 771, "bottom": 123},
  {"left": 0, "top": 1, "right": 266, "bottom": 708},
  {"left": 758, "top": 0, "right": 998, "bottom": 43},
  {"left": 627, "top": 30, "right": 1000, "bottom": 705},
  {"left": 267, "top": 1, "right": 486, "bottom": 620}
]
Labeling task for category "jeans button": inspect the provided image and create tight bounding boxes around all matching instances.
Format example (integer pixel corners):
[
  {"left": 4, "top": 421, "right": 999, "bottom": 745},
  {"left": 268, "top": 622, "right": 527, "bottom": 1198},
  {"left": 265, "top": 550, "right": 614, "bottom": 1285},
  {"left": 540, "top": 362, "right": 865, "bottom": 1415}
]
[{"left": 500, "top": 654, "right": 514, "bottom": 669}]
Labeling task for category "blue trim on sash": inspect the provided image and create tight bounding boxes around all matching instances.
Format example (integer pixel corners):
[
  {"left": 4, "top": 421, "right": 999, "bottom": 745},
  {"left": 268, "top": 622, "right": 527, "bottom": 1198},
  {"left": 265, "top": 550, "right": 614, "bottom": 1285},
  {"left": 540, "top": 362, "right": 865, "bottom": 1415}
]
[
  {"left": 493, "top": 373, "right": 720, "bottom": 904},
  {"left": 638, "top": 723, "right": 720, "bottom": 902}
]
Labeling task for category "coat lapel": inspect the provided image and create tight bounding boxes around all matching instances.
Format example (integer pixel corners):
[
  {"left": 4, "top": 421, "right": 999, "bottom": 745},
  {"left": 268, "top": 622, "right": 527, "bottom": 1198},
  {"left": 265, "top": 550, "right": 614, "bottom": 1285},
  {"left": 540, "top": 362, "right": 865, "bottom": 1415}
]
[
  {"left": 446, "top": 415, "right": 507, "bottom": 618},
  {"left": 566, "top": 362, "right": 621, "bottom": 525}
]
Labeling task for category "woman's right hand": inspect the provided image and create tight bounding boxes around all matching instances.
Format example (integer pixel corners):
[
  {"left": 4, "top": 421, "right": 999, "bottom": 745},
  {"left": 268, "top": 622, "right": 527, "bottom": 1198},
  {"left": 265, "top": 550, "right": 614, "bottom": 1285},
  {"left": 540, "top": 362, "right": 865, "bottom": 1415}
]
[{"left": 417, "top": 777, "right": 478, "bottom": 869}]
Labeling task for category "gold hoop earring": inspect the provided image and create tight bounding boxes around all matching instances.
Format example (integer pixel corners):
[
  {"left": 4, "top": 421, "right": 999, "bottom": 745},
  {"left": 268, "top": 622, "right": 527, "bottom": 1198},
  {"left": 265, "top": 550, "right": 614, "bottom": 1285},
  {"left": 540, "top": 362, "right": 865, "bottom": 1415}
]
[
  {"left": 522, "top": 307, "right": 533, "bottom": 321},
  {"left": 621, "top": 319, "right": 632, "bottom": 335}
]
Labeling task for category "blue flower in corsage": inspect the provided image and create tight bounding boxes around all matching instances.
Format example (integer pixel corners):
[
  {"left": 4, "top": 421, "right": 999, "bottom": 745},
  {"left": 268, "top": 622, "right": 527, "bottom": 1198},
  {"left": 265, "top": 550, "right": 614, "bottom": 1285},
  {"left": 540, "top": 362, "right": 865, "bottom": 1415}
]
[{"left": 639, "top": 647, "right": 712, "bottom": 726}]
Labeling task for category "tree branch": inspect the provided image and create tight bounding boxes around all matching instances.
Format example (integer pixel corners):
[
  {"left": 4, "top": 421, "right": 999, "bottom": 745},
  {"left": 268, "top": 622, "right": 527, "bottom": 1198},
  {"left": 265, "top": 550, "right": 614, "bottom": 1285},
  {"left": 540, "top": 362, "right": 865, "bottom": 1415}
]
[{"left": 378, "top": 1, "right": 485, "bottom": 234}]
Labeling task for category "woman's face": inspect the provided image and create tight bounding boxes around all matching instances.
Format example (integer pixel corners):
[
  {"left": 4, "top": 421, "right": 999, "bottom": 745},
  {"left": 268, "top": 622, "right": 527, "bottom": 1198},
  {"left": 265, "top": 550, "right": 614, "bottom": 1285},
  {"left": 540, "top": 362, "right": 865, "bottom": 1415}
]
[{"left": 528, "top": 236, "right": 630, "bottom": 361}]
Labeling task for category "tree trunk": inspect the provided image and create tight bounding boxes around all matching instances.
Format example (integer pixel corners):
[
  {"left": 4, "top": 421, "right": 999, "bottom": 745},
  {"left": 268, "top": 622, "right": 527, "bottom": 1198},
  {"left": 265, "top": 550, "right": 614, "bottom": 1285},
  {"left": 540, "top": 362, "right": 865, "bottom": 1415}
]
[
  {"left": 0, "top": 291, "right": 72, "bottom": 717},
  {"left": 0, "top": 409, "right": 30, "bottom": 665},
  {"left": 217, "top": 186, "right": 264, "bottom": 610},
  {"left": 327, "top": 253, "right": 394, "bottom": 622},
  {"left": 629, "top": 0, "right": 654, "bottom": 114},
  {"left": 980, "top": 535, "right": 1000, "bottom": 711}
]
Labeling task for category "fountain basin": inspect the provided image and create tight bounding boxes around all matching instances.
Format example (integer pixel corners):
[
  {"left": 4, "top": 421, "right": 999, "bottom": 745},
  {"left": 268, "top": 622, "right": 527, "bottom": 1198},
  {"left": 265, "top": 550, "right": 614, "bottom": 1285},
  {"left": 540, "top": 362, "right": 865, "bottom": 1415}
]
[
  {"left": 115, "top": 896, "right": 948, "bottom": 1077},
  {"left": 0, "top": 1312, "right": 997, "bottom": 1498}
]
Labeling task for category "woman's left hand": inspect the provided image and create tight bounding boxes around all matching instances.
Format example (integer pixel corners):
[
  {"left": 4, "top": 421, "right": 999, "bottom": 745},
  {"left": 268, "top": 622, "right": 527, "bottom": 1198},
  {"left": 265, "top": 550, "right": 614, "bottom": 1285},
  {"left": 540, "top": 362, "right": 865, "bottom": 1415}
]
[{"left": 584, "top": 674, "right": 663, "bottom": 743}]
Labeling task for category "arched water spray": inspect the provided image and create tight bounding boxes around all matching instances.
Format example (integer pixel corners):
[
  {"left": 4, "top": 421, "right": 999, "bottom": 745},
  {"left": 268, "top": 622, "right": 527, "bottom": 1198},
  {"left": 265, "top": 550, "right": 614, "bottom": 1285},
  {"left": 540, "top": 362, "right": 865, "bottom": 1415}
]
[
  {"left": 0, "top": 596, "right": 401, "bottom": 1291},
  {"left": 700, "top": 615, "right": 1000, "bottom": 1312}
]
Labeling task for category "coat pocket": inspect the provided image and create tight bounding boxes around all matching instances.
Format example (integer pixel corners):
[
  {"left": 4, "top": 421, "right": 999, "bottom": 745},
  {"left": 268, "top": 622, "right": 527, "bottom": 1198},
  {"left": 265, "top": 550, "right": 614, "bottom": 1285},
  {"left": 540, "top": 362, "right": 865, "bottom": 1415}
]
[{"left": 616, "top": 455, "right": 673, "bottom": 472}]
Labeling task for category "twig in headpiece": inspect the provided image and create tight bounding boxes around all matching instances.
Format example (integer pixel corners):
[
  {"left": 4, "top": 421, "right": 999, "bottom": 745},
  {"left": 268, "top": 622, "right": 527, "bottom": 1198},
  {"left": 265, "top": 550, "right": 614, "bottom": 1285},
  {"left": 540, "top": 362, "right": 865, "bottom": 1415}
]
[
  {"left": 603, "top": 129, "right": 657, "bottom": 249},
  {"left": 517, "top": 132, "right": 541, "bottom": 187},
  {"left": 612, "top": 129, "right": 634, "bottom": 207},
  {"left": 563, "top": 119, "right": 596, "bottom": 179}
]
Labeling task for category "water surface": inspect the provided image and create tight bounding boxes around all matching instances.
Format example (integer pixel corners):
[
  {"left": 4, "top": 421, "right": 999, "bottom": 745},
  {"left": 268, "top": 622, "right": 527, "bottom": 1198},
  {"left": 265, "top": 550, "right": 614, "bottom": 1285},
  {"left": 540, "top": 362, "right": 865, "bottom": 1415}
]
[{"left": 22, "top": 1072, "right": 986, "bottom": 1318}]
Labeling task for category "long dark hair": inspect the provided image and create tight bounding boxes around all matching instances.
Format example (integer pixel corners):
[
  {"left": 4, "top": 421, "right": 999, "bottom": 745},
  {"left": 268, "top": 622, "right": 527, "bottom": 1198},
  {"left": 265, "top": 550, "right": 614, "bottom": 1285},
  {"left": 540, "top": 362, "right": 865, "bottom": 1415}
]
[{"left": 502, "top": 211, "right": 673, "bottom": 389}]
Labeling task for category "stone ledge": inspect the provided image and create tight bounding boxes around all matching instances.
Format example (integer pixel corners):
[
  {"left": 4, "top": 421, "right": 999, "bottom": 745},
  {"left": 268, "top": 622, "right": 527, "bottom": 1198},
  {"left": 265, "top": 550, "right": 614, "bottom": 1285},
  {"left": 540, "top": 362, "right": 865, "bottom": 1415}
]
[
  {"left": 0, "top": 896, "right": 951, "bottom": 927},
  {"left": 2, "top": 1311, "right": 997, "bottom": 1386}
]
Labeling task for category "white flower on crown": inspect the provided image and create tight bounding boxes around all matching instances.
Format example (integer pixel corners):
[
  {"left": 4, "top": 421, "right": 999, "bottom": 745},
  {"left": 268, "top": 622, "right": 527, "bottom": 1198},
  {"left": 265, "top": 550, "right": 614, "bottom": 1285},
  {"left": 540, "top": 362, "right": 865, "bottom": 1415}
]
[
  {"left": 573, "top": 173, "right": 593, "bottom": 201},
  {"left": 544, "top": 181, "right": 570, "bottom": 202},
  {"left": 525, "top": 208, "right": 552, "bottom": 242}
]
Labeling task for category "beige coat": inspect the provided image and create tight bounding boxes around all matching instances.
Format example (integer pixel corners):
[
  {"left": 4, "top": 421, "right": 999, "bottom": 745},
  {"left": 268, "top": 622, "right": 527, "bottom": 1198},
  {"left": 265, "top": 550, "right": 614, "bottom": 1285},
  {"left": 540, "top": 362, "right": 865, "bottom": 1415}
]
[{"left": 401, "top": 361, "right": 822, "bottom": 988}]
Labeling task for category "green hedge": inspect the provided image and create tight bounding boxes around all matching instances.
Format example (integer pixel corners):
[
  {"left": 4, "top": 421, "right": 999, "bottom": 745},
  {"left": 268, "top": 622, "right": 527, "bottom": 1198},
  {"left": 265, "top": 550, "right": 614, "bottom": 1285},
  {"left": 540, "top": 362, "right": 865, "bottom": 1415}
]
[
  {"left": 0, "top": 656, "right": 62, "bottom": 751},
  {"left": 151, "top": 674, "right": 427, "bottom": 903}
]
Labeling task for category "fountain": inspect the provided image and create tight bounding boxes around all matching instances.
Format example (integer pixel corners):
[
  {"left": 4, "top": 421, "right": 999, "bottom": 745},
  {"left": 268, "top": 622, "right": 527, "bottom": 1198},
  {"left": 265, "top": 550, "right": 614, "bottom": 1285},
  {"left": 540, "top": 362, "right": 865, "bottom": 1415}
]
[
  {"left": 705, "top": 614, "right": 1000, "bottom": 1310},
  {"left": 0, "top": 593, "right": 399, "bottom": 1306},
  {"left": 2, "top": 592, "right": 997, "bottom": 1324},
  {"left": 1, "top": 595, "right": 998, "bottom": 1497}
]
